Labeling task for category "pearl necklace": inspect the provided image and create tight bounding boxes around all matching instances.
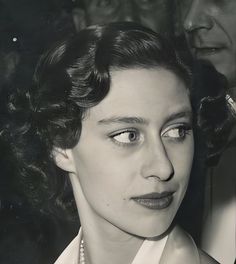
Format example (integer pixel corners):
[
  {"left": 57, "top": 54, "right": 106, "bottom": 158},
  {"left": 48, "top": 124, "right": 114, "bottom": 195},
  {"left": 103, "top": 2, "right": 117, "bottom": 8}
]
[{"left": 79, "top": 239, "right": 85, "bottom": 264}]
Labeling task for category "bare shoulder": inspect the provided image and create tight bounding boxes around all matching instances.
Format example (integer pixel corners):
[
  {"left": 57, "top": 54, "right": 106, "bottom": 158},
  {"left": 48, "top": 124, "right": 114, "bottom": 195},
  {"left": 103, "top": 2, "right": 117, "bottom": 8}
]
[{"left": 198, "top": 249, "right": 220, "bottom": 264}]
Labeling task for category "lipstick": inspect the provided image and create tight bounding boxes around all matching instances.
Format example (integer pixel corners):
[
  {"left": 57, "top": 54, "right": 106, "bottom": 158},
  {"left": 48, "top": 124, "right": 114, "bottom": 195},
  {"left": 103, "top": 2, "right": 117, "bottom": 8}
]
[{"left": 132, "top": 192, "right": 174, "bottom": 210}]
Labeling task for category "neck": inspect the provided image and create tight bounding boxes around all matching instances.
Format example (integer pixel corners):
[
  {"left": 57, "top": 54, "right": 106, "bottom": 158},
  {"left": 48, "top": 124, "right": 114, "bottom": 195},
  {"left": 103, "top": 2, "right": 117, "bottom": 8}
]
[
  {"left": 80, "top": 214, "right": 144, "bottom": 264},
  {"left": 70, "top": 173, "right": 145, "bottom": 264}
]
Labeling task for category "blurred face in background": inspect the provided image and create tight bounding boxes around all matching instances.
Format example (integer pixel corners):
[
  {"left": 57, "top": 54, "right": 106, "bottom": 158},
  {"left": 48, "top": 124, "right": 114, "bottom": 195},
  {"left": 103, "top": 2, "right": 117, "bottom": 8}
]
[
  {"left": 77, "top": 0, "right": 173, "bottom": 35},
  {"left": 178, "top": 0, "right": 236, "bottom": 87}
]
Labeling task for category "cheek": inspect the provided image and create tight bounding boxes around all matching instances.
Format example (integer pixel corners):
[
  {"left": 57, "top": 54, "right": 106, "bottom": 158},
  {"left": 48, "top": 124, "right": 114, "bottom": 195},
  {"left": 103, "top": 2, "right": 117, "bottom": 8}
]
[
  {"left": 74, "top": 147, "right": 133, "bottom": 205},
  {"left": 166, "top": 144, "right": 194, "bottom": 211},
  {"left": 168, "top": 139, "right": 194, "bottom": 184},
  {"left": 180, "top": 152, "right": 193, "bottom": 190}
]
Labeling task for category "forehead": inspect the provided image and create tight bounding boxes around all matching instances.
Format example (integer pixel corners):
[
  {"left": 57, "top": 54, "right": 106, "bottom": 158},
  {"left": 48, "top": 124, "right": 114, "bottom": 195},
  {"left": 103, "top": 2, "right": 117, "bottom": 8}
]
[
  {"left": 87, "top": 68, "right": 190, "bottom": 122},
  {"left": 82, "top": 0, "right": 173, "bottom": 33},
  {"left": 83, "top": 0, "right": 172, "bottom": 18},
  {"left": 84, "top": 0, "right": 170, "bottom": 8},
  {"left": 109, "top": 68, "right": 188, "bottom": 102}
]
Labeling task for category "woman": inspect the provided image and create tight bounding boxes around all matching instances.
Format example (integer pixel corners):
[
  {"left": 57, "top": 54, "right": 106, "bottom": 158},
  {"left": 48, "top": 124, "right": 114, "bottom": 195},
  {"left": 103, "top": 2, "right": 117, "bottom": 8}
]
[{"left": 14, "top": 22, "right": 217, "bottom": 263}]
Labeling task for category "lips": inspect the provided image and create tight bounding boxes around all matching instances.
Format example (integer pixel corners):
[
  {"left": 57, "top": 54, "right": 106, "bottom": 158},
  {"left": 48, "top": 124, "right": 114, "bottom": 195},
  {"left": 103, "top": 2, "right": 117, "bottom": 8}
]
[
  {"left": 193, "top": 46, "right": 224, "bottom": 58},
  {"left": 131, "top": 192, "right": 174, "bottom": 210},
  {"left": 188, "top": 35, "right": 226, "bottom": 58}
]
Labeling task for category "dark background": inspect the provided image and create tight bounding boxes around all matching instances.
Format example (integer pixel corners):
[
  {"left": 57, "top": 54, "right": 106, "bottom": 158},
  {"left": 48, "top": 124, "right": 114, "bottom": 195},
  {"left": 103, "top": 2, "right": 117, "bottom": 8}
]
[{"left": 0, "top": 1, "right": 204, "bottom": 263}]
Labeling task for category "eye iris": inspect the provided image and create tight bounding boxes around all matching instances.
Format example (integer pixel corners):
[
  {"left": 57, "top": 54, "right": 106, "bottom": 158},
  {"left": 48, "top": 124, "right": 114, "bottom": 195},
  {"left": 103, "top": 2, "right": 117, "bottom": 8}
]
[
  {"left": 97, "top": 0, "right": 111, "bottom": 7},
  {"left": 178, "top": 128, "right": 185, "bottom": 137},
  {"left": 128, "top": 132, "right": 137, "bottom": 141}
]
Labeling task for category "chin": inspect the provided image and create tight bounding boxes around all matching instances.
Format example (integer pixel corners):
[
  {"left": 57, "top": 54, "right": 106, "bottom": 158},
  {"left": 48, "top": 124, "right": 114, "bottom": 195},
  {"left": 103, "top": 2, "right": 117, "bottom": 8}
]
[
  {"left": 142, "top": 208, "right": 179, "bottom": 238},
  {"left": 213, "top": 59, "right": 236, "bottom": 85},
  {"left": 131, "top": 215, "right": 175, "bottom": 239},
  {"left": 139, "top": 223, "right": 172, "bottom": 239}
]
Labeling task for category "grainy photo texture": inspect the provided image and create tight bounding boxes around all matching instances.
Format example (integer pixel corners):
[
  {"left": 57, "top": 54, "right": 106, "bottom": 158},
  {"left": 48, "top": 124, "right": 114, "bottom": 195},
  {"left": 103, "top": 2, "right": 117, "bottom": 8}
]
[{"left": 0, "top": 1, "right": 235, "bottom": 264}]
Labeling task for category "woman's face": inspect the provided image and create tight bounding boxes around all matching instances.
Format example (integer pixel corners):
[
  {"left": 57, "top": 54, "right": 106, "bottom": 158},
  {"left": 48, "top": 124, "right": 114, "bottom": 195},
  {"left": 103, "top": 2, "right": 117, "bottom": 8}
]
[{"left": 67, "top": 68, "right": 194, "bottom": 238}]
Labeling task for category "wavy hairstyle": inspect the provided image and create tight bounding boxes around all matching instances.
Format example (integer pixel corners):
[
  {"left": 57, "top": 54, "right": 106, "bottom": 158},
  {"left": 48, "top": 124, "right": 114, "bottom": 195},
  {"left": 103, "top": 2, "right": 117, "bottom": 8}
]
[
  {"left": 5, "top": 22, "right": 191, "bottom": 217},
  {"left": 194, "top": 61, "right": 235, "bottom": 166}
]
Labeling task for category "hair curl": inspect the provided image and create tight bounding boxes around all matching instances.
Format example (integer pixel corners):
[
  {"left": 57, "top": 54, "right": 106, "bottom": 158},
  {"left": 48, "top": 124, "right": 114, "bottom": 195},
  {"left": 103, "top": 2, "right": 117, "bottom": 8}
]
[
  {"left": 5, "top": 22, "right": 191, "bottom": 217},
  {"left": 193, "top": 61, "right": 235, "bottom": 166}
]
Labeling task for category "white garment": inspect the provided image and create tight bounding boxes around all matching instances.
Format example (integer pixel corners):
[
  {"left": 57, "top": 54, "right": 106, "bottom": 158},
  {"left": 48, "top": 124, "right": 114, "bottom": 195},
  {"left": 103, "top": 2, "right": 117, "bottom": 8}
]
[
  {"left": 54, "top": 225, "right": 215, "bottom": 263},
  {"left": 54, "top": 230, "right": 81, "bottom": 264},
  {"left": 131, "top": 235, "right": 167, "bottom": 264},
  {"left": 54, "top": 228, "right": 168, "bottom": 264}
]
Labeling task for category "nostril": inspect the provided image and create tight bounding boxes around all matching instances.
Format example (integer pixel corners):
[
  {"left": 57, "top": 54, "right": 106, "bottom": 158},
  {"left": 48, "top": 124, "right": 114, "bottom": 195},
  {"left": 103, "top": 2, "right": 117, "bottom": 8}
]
[
  {"left": 183, "top": 11, "right": 214, "bottom": 33},
  {"left": 141, "top": 156, "right": 174, "bottom": 182},
  {"left": 147, "top": 171, "right": 173, "bottom": 182},
  {"left": 184, "top": 20, "right": 194, "bottom": 33},
  {"left": 157, "top": 163, "right": 174, "bottom": 182},
  {"left": 161, "top": 170, "right": 174, "bottom": 182},
  {"left": 183, "top": 13, "right": 200, "bottom": 32}
]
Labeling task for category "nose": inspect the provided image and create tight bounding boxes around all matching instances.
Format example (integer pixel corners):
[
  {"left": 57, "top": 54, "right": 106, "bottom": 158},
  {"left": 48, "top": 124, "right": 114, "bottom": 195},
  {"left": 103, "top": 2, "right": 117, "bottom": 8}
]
[
  {"left": 141, "top": 141, "right": 174, "bottom": 182},
  {"left": 183, "top": 0, "right": 213, "bottom": 33}
]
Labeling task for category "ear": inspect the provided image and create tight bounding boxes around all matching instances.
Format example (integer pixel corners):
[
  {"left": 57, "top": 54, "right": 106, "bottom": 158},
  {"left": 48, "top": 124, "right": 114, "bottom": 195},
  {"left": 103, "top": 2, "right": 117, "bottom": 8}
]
[{"left": 52, "top": 147, "right": 76, "bottom": 173}]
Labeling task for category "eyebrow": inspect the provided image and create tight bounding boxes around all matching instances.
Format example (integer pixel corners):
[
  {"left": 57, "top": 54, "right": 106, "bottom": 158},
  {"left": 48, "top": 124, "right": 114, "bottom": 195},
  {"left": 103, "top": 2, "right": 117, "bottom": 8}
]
[
  {"left": 98, "top": 110, "right": 192, "bottom": 126},
  {"left": 164, "top": 110, "right": 193, "bottom": 124},
  {"left": 98, "top": 116, "right": 149, "bottom": 125}
]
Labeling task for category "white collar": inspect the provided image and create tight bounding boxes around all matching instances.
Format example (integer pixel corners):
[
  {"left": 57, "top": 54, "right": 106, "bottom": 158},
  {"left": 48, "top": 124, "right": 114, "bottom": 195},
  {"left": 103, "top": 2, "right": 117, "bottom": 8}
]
[
  {"left": 131, "top": 235, "right": 168, "bottom": 264},
  {"left": 54, "top": 229, "right": 81, "bottom": 264},
  {"left": 54, "top": 228, "right": 168, "bottom": 264}
]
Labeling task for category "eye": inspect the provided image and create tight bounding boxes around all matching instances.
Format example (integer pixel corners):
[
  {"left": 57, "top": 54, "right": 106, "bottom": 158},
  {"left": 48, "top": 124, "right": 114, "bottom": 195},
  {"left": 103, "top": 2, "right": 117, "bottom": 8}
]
[
  {"left": 162, "top": 125, "right": 192, "bottom": 141},
  {"left": 138, "top": 0, "right": 155, "bottom": 4},
  {"left": 109, "top": 129, "right": 142, "bottom": 146},
  {"left": 97, "top": 0, "right": 113, "bottom": 8},
  {"left": 135, "top": 0, "right": 161, "bottom": 8}
]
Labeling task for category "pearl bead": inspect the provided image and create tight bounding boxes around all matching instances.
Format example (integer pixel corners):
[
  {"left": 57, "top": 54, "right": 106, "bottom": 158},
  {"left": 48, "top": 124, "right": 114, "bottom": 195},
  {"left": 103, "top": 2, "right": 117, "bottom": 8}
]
[{"left": 79, "top": 239, "right": 86, "bottom": 264}]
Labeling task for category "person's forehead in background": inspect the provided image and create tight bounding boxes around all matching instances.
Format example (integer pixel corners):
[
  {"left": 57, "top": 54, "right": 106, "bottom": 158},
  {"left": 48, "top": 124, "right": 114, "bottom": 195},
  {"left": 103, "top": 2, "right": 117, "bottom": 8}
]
[{"left": 79, "top": 0, "right": 174, "bottom": 36}]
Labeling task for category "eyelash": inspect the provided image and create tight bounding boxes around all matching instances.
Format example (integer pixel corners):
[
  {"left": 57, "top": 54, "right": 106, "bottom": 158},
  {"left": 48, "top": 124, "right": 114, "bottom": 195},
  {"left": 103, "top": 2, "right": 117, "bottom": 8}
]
[
  {"left": 109, "top": 129, "right": 141, "bottom": 147},
  {"left": 162, "top": 124, "right": 192, "bottom": 142},
  {"left": 108, "top": 124, "right": 192, "bottom": 147}
]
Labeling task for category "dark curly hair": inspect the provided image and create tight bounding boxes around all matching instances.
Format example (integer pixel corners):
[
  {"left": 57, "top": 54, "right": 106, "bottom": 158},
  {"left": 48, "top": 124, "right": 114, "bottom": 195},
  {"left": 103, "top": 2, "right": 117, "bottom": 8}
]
[
  {"left": 193, "top": 61, "right": 235, "bottom": 166},
  {"left": 4, "top": 22, "right": 191, "bottom": 217}
]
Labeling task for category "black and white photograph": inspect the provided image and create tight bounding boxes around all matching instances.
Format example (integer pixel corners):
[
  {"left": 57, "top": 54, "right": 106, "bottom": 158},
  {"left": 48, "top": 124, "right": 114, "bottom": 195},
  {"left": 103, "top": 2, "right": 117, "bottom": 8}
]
[{"left": 0, "top": 1, "right": 235, "bottom": 263}]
